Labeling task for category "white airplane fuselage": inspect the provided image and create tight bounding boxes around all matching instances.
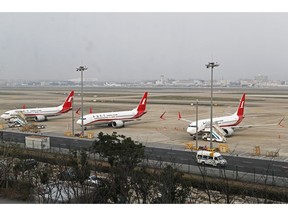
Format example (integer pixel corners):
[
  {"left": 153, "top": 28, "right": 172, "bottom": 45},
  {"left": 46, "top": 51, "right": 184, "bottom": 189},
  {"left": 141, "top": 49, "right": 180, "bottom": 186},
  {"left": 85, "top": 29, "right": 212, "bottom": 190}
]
[
  {"left": 0, "top": 91, "right": 74, "bottom": 122},
  {"left": 1, "top": 106, "right": 64, "bottom": 119},
  {"left": 185, "top": 93, "right": 246, "bottom": 137},
  {"left": 77, "top": 92, "right": 148, "bottom": 128},
  {"left": 187, "top": 114, "right": 243, "bottom": 135},
  {"left": 77, "top": 108, "right": 145, "bottom": 127}
]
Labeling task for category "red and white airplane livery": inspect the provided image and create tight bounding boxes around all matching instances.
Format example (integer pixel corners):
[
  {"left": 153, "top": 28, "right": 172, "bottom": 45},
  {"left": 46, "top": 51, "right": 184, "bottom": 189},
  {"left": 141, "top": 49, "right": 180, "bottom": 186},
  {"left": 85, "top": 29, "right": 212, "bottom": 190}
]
[
  {"left": 179, "top": 93, "right": 246, "bottom": 137},
  {"left": 0, "top": 91, "right": 74, "bottom": 122},
  {"left": 77, "top": 92, "right": 148, "bottom": 128}
]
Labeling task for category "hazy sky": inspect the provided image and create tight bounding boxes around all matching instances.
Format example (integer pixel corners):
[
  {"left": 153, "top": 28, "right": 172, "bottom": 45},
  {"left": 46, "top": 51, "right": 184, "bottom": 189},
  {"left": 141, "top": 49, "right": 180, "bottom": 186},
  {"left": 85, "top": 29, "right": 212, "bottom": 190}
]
[{"left": 1, "top": 12, "right": 288, "bottom": 82}]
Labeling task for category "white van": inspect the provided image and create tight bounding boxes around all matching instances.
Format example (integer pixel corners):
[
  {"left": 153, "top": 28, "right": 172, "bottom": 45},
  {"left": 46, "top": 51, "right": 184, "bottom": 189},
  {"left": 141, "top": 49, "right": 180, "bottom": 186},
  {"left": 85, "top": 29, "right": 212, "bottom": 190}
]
[{"left": 196, "top": 150, "right": 227, "bottom": 167}]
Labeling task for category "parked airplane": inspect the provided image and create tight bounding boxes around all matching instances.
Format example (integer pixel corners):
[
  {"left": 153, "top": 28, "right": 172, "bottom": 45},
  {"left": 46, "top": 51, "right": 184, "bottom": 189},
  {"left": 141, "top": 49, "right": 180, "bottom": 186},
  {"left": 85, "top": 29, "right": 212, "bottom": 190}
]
[
  {"left": 178, "top": 93, "right": 246, "bottom": 138},
  {"left": 76, "top": 92, "right": 148, "bottom": 128},
  {"left": 0, "top": 91, "right": 74, "bottom": 122}
]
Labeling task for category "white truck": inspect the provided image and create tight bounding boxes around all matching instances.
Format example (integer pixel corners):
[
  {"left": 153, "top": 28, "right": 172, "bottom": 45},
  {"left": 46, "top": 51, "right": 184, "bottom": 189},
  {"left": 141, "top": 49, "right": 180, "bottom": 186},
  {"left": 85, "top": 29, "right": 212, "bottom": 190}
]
[{"left": 196, "top": 150, "right": 227, "bottom": 167}]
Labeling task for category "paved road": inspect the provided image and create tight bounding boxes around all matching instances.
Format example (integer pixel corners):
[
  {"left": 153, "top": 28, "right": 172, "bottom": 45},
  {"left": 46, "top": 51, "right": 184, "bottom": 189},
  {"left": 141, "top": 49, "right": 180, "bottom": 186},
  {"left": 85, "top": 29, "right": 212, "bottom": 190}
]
[
  {"left": 144, "top": 147, "right": 288, "bottom": 178},
  {"left": 2, "top": 130, "right": 288, "bottom": 179}
]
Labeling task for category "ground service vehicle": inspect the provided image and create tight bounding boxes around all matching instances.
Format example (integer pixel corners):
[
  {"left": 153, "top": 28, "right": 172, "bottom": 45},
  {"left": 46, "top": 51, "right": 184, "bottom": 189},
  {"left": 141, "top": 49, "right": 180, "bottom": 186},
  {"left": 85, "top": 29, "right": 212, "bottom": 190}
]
[
  {"left": 85, "top": 175, "right": 100, "bottom": 185},
  {"left": 196, "top": 150, "right": 227, "bottom": 167}
]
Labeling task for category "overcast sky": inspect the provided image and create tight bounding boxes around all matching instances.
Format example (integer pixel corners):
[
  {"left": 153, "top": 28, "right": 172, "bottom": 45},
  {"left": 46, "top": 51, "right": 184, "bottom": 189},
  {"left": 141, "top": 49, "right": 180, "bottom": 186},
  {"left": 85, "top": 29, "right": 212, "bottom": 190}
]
[{"left": 1, "top": 12, "right": 288, "bottom": 82}]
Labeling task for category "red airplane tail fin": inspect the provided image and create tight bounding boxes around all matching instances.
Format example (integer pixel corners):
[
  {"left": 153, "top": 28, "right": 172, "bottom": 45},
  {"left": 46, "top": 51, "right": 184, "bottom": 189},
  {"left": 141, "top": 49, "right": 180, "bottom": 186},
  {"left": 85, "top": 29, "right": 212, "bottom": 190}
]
[
  {"left": 61, "top": 91, "right": 74, "bottom": 113},
  {"left": 136, "top": 92, "right": 148, "bottom": 114},
  {"left": 236, "top": 93, "right": 245, "bottom": 117}
]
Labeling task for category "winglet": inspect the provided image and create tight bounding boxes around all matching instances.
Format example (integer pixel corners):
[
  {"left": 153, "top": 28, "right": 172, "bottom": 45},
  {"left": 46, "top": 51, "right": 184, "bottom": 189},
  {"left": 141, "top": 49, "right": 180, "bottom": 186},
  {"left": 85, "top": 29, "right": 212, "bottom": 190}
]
[
  {"left": 75, "top": 107, "right": 92, "bottom": 115},
  {"left": 75, "top": 107, "right": 81, "bottom": 115},
  {"left": 278, "top": 117, "right": 285, "bottom": 127},
  {"left": 178, "top": 112, "right": 182, "bottom": 120},
  {"left": 160, "top": 111, "right": 166, "bottom": 120}
]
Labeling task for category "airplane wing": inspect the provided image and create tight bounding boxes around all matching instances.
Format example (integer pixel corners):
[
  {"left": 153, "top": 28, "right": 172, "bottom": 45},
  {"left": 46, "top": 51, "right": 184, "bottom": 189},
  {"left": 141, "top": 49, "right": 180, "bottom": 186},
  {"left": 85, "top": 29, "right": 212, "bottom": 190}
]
[
  {"left": 231, "top": 117, "right": 285, "bottom": 129},
  {"left": 160, "top": 111, "right": 193, "bottom": 123},
  {"left": 75, "top": 107, "right": 93, "bottom": 115}
]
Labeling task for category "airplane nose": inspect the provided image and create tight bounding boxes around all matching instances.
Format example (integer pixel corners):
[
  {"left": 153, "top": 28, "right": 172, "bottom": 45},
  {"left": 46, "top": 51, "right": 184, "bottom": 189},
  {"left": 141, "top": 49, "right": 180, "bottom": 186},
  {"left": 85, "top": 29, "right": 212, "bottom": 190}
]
[
  {"left": 76, "top": 119, "right": 81, "bottom": 125},
  {"left": 187, "top": 127, "right": 196, "bottom": 135}
]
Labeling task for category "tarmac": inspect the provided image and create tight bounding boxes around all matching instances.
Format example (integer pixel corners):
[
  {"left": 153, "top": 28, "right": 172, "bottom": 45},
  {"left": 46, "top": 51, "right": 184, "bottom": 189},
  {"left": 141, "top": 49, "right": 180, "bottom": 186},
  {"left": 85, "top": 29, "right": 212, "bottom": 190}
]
[{"left": 1, "top": 86, "right": 288, "bottom": 160}]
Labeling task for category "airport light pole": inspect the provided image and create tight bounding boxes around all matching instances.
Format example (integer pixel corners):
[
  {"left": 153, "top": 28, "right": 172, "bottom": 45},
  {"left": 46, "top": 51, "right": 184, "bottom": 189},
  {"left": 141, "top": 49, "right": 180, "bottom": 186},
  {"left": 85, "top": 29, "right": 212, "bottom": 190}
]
[
  {"left": 76, "top": 66, "right": 88, "bottom": 137},
  {"left": 206, "top": 62, "right": 219, "bottom": 149},
  {"left": 72, "top": 96, "right": 74, "bottom": 136},
  {"left": 196, "top": 99, "right": 198, "bottom": 149}
]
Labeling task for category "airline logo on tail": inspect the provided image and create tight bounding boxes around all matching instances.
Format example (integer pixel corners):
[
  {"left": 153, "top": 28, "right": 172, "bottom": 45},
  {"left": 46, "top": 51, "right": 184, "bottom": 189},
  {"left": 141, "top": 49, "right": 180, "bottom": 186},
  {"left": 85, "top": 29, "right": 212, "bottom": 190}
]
[
  {"left": 135, "top": 92, "right": 148, "bottom": 117},
  {"left": 60, "top": 91, "right": 74, "bottom": 113},
  {"left": 236, "top": 93, "right": 245, "bottom": 119}
]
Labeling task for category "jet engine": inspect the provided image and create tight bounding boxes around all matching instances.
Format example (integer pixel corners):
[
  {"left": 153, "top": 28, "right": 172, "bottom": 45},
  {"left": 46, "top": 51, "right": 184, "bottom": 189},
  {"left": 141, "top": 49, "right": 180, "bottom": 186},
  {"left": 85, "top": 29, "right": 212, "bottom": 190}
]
[
  {"left": 111, "top": 120, "right": 124, "bottom": 128},
  {"left": 34, "top": 115, "right": 46, "bottom": 122},
  {"left": 222, "top": 127, "right": 234, "bottom": 137}
]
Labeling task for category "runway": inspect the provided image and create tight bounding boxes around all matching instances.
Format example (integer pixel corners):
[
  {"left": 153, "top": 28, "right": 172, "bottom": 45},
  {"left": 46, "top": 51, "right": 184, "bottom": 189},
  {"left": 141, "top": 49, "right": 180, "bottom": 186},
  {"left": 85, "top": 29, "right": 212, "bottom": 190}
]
[{"left": 1, "top": 86, "right": 288, "bottom": 160}]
